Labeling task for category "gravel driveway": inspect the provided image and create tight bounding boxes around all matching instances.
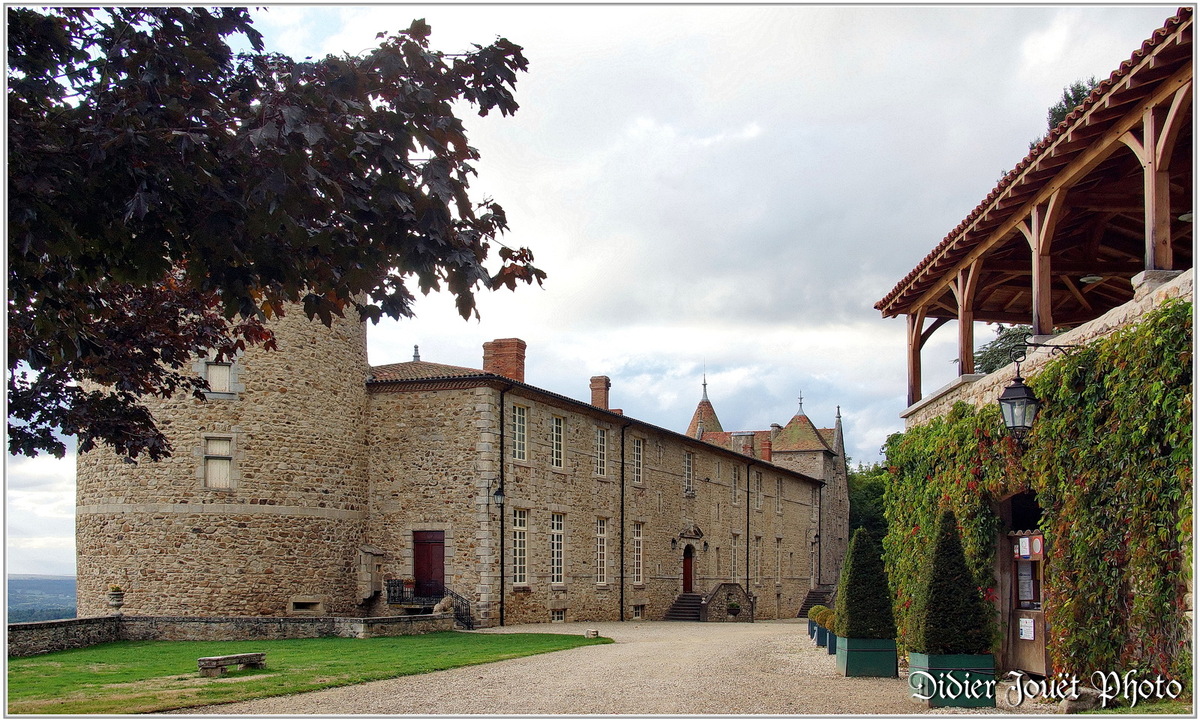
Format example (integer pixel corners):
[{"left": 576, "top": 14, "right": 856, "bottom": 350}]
[{"left": 177, "top": 619, "right": 1055, "bottom": 715}]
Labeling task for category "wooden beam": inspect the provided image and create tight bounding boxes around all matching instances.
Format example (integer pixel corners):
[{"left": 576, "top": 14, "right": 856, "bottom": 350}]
[
  {"left": 1059, "top": 275, "right": 1094, "bottom": 312},
  {"left": 1140, "top": 104, "right": 1173, "bottom": 269},
  {"left": 887, "top": 60, "right": 1194, "bottom": 317}
]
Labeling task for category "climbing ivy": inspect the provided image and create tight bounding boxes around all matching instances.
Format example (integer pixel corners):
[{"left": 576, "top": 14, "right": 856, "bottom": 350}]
[{"left": 883, "top": 299, "right": 1192, "bottom": 688}]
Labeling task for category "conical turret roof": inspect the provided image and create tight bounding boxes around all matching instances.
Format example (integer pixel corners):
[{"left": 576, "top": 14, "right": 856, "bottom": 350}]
[{"left": 685, "top": 378, "right": 723, "bottom": 438}]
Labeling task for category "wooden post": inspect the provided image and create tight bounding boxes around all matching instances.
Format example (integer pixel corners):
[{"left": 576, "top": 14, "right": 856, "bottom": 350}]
[
  {"left": 906, "top": 311, "right": 925, "bottom": 407},
  {"left": 1120, "top": 82, "right": 1191, "bottom": 271},
  {"left": 950, "top": 262, "right": 981, "bottom": 376},
  {"left": 1019, "top": 191, "right": 1065, "bottom": 336}
]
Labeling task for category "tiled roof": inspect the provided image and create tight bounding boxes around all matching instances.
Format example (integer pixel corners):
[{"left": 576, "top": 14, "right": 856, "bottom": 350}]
[
  {"left": 369, "top": 360, "right": 486, "bottom": 382},
  {"left": 875, "top": 7, "right": 1193, "bottom": 316},
  {"left": 685, "top": 399, "right": 724, "bottom": 437},
  {"left": 772, "top": 414, "right": 833, "bottom": 453}
]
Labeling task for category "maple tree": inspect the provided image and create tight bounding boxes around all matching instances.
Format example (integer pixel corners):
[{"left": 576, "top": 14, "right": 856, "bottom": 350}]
[{"left": 8, "top": 8, "right": 544, "bottom": 461}]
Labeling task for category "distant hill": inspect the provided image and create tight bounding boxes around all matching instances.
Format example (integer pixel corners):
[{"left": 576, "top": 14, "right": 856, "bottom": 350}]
[{"left": 8, "top": 575, "right": 76, "bottom": 622}]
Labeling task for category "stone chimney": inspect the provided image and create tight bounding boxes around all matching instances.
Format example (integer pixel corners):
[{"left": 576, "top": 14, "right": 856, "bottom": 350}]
[
  {"left": 761, "top": 438, "right": 772, "bottom": 462},
  {"left": 733, "top": 431, "right": 755, "bottom": 458},
  {"left": 482, "top": 338, "right": 526, "bottom": 383},
  {"left": 590, "top": 376, "right": 611, "bottom": 410}
]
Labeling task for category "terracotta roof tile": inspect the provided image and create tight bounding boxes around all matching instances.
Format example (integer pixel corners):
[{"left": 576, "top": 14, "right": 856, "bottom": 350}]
[
  {"left": 772, "top": 414, "right": 833, "bottom": 453},
  {"left": 369, "top": 360, "right": 485, "bottom": 382},
  {"left": 685, "top": 399, "right": 724, "bottom": 437}
]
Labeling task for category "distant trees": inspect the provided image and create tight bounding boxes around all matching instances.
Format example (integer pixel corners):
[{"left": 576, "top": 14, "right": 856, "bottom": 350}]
[
  {"left": 848, "top": 463, "right": 888, "bottom": 540},
  {"left": 1046, "top": 77, "right": 1099, "bottom": 130},
  {"left": 9, "top": 8, "right": 544, "bottom": 462},
  {"left": 972, "top": 324, "right": 1033, "bottom": 374}
]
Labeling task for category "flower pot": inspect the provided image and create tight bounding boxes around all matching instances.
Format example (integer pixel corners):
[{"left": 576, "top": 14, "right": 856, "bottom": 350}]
[
  {"left": 727, "top": 606, "right": 741, "bottom": 617},
  {"left": 807, "top": 619, "right": 816, "bottom": 638},
  {"left": 826, "top": 633, "right": 837, "bottom": 655},
  {"left": 836, "top": 637, "right": 898, "bottom": 677},
  {"left": 815, "top": 625, "right": 828, "bottom": 647},
  {"left": 907, "top": 652, "right": 995, "bottom": 708}
]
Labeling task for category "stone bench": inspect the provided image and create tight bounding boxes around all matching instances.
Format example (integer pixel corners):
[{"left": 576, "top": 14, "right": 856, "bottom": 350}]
[{"left": 197, "top": 652, "right": 266, "bottom": 677}]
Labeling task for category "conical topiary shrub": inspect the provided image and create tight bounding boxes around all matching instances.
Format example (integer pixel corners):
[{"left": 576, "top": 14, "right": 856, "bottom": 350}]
[
  {"left": 832, "top": 528, "right": 897, "bottom": 676},
  {"left": 908, "top": 509, "right": 995, "bottom": 708}
]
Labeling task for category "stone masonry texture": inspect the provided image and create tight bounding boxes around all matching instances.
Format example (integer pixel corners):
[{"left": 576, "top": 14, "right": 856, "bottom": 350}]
[{"left": 76, "top": 306, "right": 839, "bottom": 628}]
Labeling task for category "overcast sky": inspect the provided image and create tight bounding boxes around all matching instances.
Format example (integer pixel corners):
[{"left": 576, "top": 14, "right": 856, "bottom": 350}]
[{"left": 7, "top": 4, "right": 1180, "bottom": 577}]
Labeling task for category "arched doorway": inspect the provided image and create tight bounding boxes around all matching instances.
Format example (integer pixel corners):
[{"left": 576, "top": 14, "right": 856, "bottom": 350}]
[{"left": 683, "top": 544, "right": 695, "bottom": 593}]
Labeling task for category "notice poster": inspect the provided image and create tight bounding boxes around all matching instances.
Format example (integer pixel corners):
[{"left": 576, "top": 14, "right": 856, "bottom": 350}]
[
  {"left": 1019, "top": 617, "right": 1035, "bottom": 641},
  {"left": 1019, "top": 536, "right": 1031, "bottom": 558},
  {"left": 1017, "top": 560, "right": 1035, "bottom": 600}
]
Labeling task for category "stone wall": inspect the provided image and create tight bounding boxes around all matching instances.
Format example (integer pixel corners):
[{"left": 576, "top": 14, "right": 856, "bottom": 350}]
[
  {"left": 366, "top": 380, "right": 821, "bottom": 627},
  {"left": 8, "top": 614, "right": 453, "bottom": 657},
  {"left": 7, "top": 616, "right": 120, "bottom": 657},
  {"left": 76, "top": 306, "right": 373, "bottom": 617},
  {"left": 903, "top": 270, "right": 1193, "bottom": 428}
]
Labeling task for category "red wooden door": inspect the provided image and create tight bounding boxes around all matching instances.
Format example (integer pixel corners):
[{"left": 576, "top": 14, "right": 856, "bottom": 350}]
[
  {"left": 413, "top": 531, "right": 445, "bottom": 597},
  {"left": 683, "top": 545, "right": 695, "bottom": 593}
]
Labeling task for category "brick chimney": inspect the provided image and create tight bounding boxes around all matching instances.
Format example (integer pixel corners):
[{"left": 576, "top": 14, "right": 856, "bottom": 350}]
[
  {"left": 482, "top": 338, "right": 526, "bottom": 383},
  {"left": 590, "top": 376, "right": 611, "bottom": 410},
  {"left": 761, "top": 438, "right": 772, "bottom": 462}
]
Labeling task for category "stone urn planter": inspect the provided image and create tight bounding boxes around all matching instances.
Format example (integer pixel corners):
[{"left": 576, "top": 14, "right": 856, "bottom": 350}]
[
  {"left": 726, "top": 603, "right": 742, "bottom": 617},
  {"left": 107, "top": 587, "right": 125, "bottom": 614}
]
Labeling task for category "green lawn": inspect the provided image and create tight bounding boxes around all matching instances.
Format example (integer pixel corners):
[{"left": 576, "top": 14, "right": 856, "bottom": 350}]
[{"left": 8, "top": 631, "right": 611, "bottom": 714}]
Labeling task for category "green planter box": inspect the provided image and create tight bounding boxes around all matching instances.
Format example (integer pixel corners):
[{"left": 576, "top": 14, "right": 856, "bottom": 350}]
[
  {"left": 827, "top": 633, "right": 837, "bottom": 655},
  {"left": 815, "top": 625, "right": 828, "bottom": 647},
  {"left": 808, "top": 619, "right": 816, "bottom": 638},
  {"left": 907, "top": 652, "right": 995, "bottom": 708},
  {"left": 835, "top": 637, "right": 898, "bottom": 677}
]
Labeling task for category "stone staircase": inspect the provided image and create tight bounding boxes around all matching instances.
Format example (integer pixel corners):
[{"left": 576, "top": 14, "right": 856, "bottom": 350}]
[
  {"left": 797, "top": 587, "right": 834, "bottom": 618},
  {"left": 663, "top": 592, "right": 703, "bottom": 621}
]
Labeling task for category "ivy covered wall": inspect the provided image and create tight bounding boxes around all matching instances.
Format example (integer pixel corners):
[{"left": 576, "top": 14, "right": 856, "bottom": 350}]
[{"left": 882, "top": 299, "right": 1192, "bottom": 685}]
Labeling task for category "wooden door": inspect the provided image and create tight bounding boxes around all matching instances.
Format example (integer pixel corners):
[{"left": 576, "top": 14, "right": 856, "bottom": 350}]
[
  {"left": 413, "top": 530, "right": 445, "bottom": 598},
  {"left": 683, "top": 545, "right": 695, "bottom": 593}
]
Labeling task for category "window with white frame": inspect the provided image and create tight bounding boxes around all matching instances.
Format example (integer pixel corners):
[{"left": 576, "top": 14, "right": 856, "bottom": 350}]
[
  {"left": 550, "top": 416, "right": 564, "bottom": 468},
  {"left": 731, "top": 533, "right": 740, "bottom": 581},
  {"left": 595, "top": 517, "right": 608, "bottom": 584},
  {"left": 754, "top": 471, "right": 763, "bottom": 510},
  {"left": 550, "top": 609, "right": 565, "bottom": 623},
  {"left": 632, "top": 604, "right": 645, "bottom": 620},
  {"left": 632, "top": 522, "right": 643, "bottom": 584},
  {"left": 550, "top": 513, "right": 564, "bottom": 585},
  {"left": 632, "top": 438, "right": 643, "bottom": 485},
  {"left": 204, "top": 437, "right": 233, "bottom": 488},
  {"left": 205, "top": 362, "right": 232, "bottom": 393},
  {"left": 731, "top": 466, "right": 740, "bottom": 504},
  {"left": 776, "top": 537, "right": 783, "bottom": 583},
  {"left": 811, "top": 487, "right": 819, "bottom": 522},
  {"left": 754, "top": 536, "right": 762, "bottom": 585},
  {"left": 776, "top": 477, "right": 784, "bottom": 513},
  {"left": 512, "top": 508, "right": 528, "bottom": 584},
  {"left": 594, "top": 427, "right": 608, "bottom": 476},
  {"left": 683, "top": 452, "right": 695, "bottom": 496},
  {"left": 512, "top": 404, "right": 528, "bottom": 461}
]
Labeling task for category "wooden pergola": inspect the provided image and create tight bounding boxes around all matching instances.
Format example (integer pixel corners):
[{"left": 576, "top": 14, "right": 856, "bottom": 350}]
[{"left": 876, "top": 9, "right": 1193, "bottom": 407}]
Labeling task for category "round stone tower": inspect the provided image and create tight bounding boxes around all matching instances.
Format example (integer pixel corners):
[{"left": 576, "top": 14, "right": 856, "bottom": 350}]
[{"left": 75, "top": 306, "right": 371, "bottom": 617}]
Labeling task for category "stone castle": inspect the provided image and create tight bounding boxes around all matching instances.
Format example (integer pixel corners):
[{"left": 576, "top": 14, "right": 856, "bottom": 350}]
[{"left": 76, "top": 309, "right": 849, "bottom": 626}]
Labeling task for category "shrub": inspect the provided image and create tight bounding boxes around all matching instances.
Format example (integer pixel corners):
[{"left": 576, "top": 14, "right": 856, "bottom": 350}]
[
  {"left": 807, "top": 604, "right": 829, "bottom": 625},
  {"left": 912, "top": 509, "right": 991, "bottom": 655},
  {"left": 833, "top": 528, "right": 896, "bottom": 640}
]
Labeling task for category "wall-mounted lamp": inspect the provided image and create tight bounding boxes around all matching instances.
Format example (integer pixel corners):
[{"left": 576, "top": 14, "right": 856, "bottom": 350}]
[
  {"left": 492, "top": 484, "right": 506, "bottom": 508},
  {"left": 1179, "top": 212, "right": 1194, "bottom": 223},
  {"left": 1079, "top": 274, "right": 1104, "bottom": 285},
  {"left": 999, "top": 336, "right": 1077, "bottom": 443},
  {"left": 703, "top": 541, "right": 709, "bottom": 552},
  {"left": 670, "top": 537, "right": 678, "bottom": 550}
]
